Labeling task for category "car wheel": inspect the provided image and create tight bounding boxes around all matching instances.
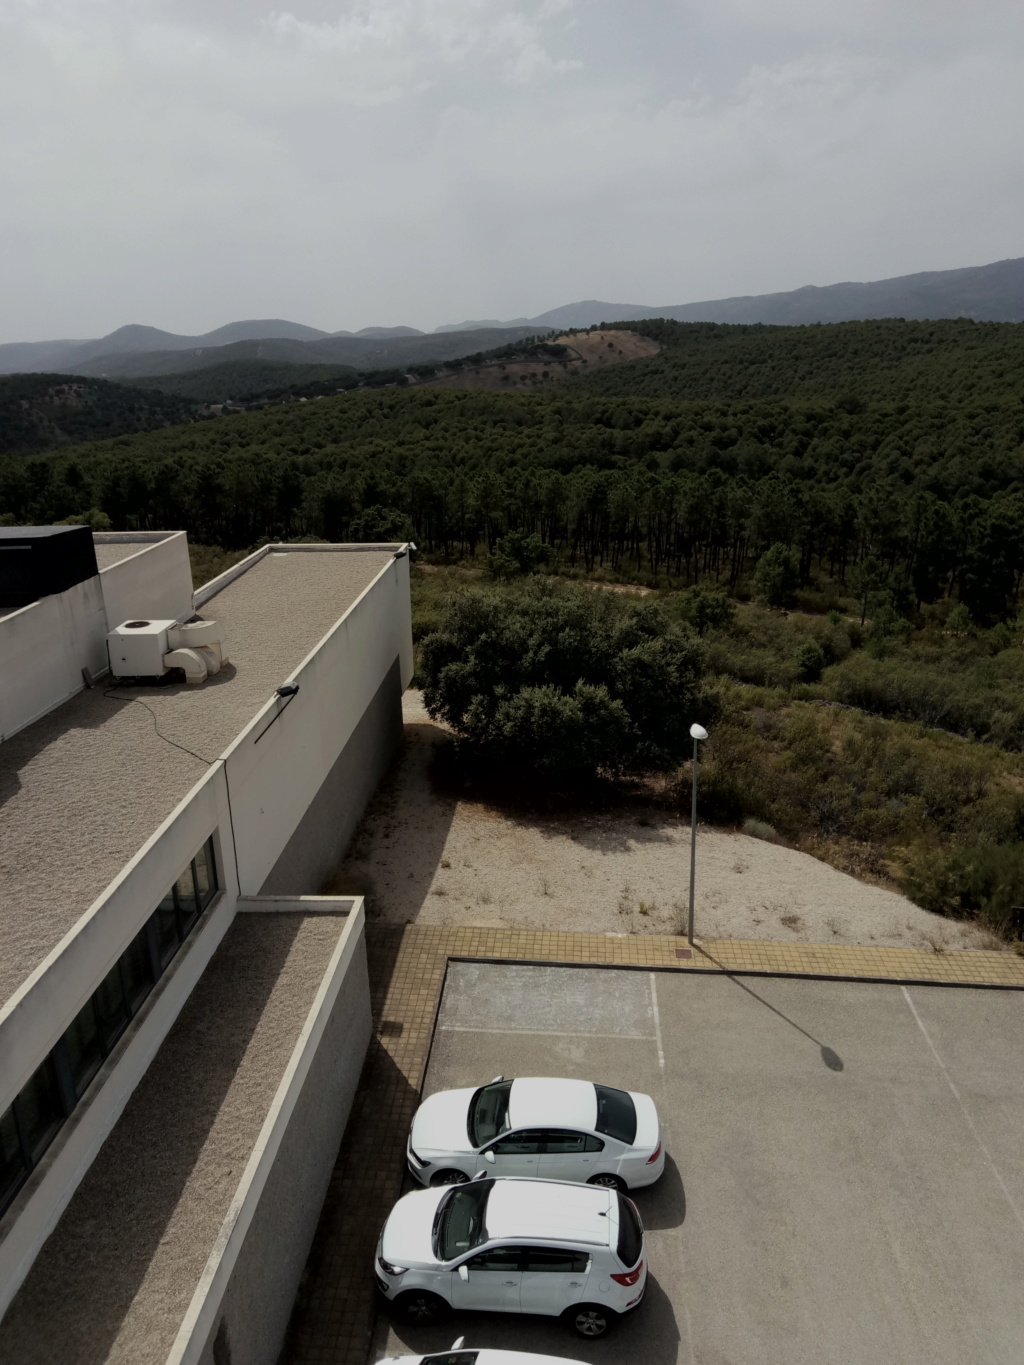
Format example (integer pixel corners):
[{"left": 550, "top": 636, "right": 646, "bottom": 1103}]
[
  {"left": 587, "top": 1172, "right": 626, "bottom": 1192},
  {"left": 429, "top": 1168, "right": 470, "bottom": 1187},
  {"left": 393, "top": 1290, "right": 451, "bottom": 1326},
  {"left": 568, "top": 1303, "right": 614, "bottom": 1338}
]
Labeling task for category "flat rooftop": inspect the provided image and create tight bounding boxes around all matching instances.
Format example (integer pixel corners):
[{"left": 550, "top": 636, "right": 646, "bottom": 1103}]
[
  {"left": 0, "top": 547, "right": 393, "bottom": 1011},
  {"left": 0, "top": 911, "right": 347, "bottom": 1365}
]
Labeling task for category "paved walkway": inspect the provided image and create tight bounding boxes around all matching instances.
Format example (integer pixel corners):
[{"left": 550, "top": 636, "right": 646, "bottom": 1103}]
[{"left": 280, "top": 927, "right": 1024, "bottom": 1365}]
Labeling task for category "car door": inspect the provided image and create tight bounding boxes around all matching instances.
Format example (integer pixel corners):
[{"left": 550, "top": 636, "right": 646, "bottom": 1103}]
[
  {"left": 537, "top": 1129, "right": 604, "bottom": 1182},
  {"left": 449, "top": 1245, "right": 523, "bottom": 1313},
  {"left": 518, "top": 1246, "right": 591, "bottom": 1317},
  {"left": 479, "top": 1129, "right": 544, "bottom": 1178}
]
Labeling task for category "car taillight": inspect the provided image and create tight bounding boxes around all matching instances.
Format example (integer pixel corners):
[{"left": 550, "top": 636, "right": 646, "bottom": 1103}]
[
  {"left": 610, "top": 1260, "right": 643, "bottom": 1287},
  {"left": 646, "top": 1141, "right": 662, "bottom": 1165}
]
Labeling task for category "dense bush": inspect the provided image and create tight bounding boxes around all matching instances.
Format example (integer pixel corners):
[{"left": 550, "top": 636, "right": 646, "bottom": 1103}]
[{"left": 420, "top": 581, "right": 707, "bottom": 777}]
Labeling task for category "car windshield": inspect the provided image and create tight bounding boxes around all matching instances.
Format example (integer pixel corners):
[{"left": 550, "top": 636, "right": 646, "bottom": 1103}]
[
  {"left": 616, "top": 1192, "right": 643, "bottom": 1269},
  {"left": 468, "top": 1080, "right": 512, "bottom": 1146},
  {"left": 434, "top": 1180, "right": 492, "bottom": 1262},
  {"left": 594, "top": 1084, "right": 637, "bottom": 1144}
]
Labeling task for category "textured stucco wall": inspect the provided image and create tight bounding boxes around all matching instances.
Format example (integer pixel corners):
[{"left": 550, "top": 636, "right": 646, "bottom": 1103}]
[
  {"left": 195, "top": 919, "right": 372, "bottom": 1365},
  {"left": 259, "top": 657, "right": 403, "bottom": 895}
]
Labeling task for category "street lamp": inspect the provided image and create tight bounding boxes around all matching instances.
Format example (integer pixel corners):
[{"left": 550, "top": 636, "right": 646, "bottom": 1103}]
[{"left": 687, "top": 722, "right": 708, "bottom": 945}]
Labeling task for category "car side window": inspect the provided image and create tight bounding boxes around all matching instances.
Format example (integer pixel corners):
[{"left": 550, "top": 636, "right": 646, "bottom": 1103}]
[
  {"left": 423, "top": 1355, "right": 480, "bottom": 1365},
  {"left": 542, "top": 1129, "right": 587, "bottom": 1154},
  {"left": 583, "top": 1134, "right": 605, "bottom": 1153},
  {"left": 489, "top": 1129, "right": 545, "bottom": 1155},
  {"left": 522, "top": 1247, "right": 590, "bottom": 1273},
  {"left": 466, "top": 1246, "right": 523, "bottom": 1272}
]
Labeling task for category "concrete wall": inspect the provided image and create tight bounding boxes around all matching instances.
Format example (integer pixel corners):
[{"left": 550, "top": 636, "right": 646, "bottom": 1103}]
[
  {"left": 223, "top": 551, "right": 412, "bottom": 896},
  {"left": 260, "top": 657, "right": 403, "bottom": 895},
  {"left": 0, "top": 532, "right": 193, "bottom": 742},
  {"left": 0, "top": 576, "right": 108, "bottom": 742},
  {"left": 97, "top": 531, "right": 193, "bottom": 628},
  {"left": 169, "top": 905, "right": 372, "bottom": 1365}
]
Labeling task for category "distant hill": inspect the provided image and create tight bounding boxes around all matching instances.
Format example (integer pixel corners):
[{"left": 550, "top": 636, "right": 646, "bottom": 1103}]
[
  {"left": 62, "top": 327, "right": 549, "bottom": 381},
  {"left": 0, "top": 374, "right": 196, "bottom": 456},
  {"left": 0, "top": 319, "right": 332, "bottom": 376},
  {"left": 436, "top": 256, "right": 1024, "bottom": 332},
  {"left": 126, "top": 359, "right": 361, "bottom": 404}
]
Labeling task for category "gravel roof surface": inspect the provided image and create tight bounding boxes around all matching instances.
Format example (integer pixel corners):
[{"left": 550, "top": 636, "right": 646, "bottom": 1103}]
[
  {"left": 0, "top": 549, "right": 391, "bottom": 1010},
  {"left": 93, "top": 542, "right": 151, "bottom": 568},
  {"left": 0, "top": 911, "right": 345, "bottom": 1365}
]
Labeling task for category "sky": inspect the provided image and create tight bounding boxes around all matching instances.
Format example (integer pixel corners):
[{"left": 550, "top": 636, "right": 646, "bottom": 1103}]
[{"left": 2, "top": 0, "right": 1023, "bottom": 341}]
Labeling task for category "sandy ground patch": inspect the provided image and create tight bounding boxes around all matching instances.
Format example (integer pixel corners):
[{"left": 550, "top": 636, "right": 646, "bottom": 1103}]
[{"left": 329, "top": 693, "right": 998, "bottom": 953}]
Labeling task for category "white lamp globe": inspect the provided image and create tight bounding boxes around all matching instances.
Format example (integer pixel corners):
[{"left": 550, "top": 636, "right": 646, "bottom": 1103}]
[{"left": 690, "top": 723, "right": 708, "bottom": 740}]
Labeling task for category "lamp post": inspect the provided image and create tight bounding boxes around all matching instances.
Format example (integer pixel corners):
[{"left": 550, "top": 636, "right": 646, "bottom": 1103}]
[{"left": 687, "top": 722, "right": 708, "bottom": 945}]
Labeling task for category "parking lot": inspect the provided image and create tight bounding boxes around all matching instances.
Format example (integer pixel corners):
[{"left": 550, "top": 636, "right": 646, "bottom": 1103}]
[{"left": 373, "top": 961, "right": 1024, "bottom": 1365}]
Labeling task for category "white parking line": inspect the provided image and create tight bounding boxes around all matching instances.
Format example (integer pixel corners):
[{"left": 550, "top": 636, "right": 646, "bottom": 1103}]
[
  {"left": 649, "top": 973, "right": 666, "bottom": 1071},
  {"left": 901, "top": 985, "right": 1024, "bottom": 1236},
  {"left": 437, "top": 1026, "right": 654, "bottom": 1040}
]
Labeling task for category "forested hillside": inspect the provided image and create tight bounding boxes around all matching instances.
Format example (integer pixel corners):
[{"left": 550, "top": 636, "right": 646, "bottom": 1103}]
[
  {"left": 4, "top": 317, "right": 1023, "bottom": 625},
  {"left": 0, "top": 373, "right": 196, "bottom": 456}
]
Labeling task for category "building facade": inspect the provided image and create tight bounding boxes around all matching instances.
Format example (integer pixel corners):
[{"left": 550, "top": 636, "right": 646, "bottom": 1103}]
[{"left": 0, "top": 530, "right": 413, "bottom": 1363}]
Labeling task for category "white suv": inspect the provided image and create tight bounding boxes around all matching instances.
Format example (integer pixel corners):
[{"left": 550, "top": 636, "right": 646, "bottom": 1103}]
[
  {"left": 407, "top": 1077, "right": 664, "bottom": 1191},
  {"left": 375, "top": 1175, "right": 647, "bottom": 1338}
]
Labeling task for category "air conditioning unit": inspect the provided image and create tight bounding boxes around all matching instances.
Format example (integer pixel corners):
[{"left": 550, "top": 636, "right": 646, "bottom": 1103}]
[{"left": 106, "top": 618, "right": 229, "bottom": 685}]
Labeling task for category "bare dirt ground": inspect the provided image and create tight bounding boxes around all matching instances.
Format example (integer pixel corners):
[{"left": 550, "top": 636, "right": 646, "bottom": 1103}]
[
  {"left": 328, "top": 693, "right": 1000, "bottom": 952},
  {"left": 417, "top": 329, "right": 659, "bottom": 393}
]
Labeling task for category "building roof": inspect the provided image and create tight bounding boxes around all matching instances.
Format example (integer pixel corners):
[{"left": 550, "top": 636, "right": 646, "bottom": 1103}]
[
  {"left": 92, "top": 542, "right": 149, "bottom": 569},
  {"left": 0, "top": 911, "right": 348, "bottom": 1365},
  {"left": 0, "top": 547, "right": 393, "bottom": 1013}
]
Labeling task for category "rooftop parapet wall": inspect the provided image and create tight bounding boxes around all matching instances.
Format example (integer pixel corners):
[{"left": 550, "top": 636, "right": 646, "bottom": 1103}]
[{"left": 0, "top": 531, "right": 193, "bottom": 743}]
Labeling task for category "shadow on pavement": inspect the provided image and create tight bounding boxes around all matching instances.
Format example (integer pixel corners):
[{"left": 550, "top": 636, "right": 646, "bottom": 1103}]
[{"left": 633, "top": 1153, "right": 686, "bottom": 1231}]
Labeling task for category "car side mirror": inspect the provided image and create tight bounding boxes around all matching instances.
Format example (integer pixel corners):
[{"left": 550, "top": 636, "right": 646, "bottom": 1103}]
[
  {"left": 458, "top": 1264, "right": 469, "bottom": 1282},
  {"left": 484, "top": 1149, "right": 495, "bottom": 1163}
]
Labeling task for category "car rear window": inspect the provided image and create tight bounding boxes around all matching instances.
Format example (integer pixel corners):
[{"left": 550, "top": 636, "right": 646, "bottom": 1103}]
[
  {"left": 616, "top": 1193, "right": 643, "bottom": 1269},
  {"left": 434, "top": 1180, "right": 492, "bottom": 1261},
  {"left": 423, "top": 1355, "right": 479, "bottom": 1365},
  {"left": 468, "top": 1080, "right": 513, "bottom": 1145},
  {"left": 594, "top": 1084, "right": 637, "bottom": 1144}
]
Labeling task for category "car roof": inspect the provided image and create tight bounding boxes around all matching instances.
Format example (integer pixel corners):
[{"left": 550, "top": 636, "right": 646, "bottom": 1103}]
[
  {"left": 485, "top": 1178, "right": 613, "bottom": 1247},
  {"left": 508, "top": 1078, "right": 597, "bottom": 1132}
]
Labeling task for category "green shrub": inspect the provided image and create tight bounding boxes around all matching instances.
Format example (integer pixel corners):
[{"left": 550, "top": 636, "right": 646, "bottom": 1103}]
[
  {"left": 742, "top": 817, "right": 777, "bottom": 842},
  {"left": 487, "top": 529, "right": 549, "bottom": 579},
  {"left": 795, "top": 639, "right": 826, "bottom": 683},
  {"left": 896, "top": 842, "right": 1024, "bottom": 936},
  {"left": 420, "top": 580, "right": 707, "bottom": 777}
]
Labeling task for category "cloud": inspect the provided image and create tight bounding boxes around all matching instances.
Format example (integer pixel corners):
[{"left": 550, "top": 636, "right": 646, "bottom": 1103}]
[{"left": 0, "top": 0, "right": 1022, "bottom": 337}]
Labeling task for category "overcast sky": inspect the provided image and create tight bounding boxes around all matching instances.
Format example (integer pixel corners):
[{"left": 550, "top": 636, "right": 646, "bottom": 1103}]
[{"left": 2, "top": 0, "right": 1023, "bottom": 340}]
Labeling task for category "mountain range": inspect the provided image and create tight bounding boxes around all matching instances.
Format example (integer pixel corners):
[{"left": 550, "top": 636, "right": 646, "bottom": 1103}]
[{"left": 2, "top": 255, "right": 1022, "bottom": 379}]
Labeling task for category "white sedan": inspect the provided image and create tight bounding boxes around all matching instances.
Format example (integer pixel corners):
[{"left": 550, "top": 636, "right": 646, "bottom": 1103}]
[
  {"left": 406, "top": 1076, "right": 664, "bottom": 1191},
  {"left": 377, "top": 1341, "right": 589, "bottom": 1365}
]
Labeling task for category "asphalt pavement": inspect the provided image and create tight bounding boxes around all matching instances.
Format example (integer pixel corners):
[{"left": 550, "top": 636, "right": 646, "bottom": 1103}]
[{"left": 373, "top": 962, "right": 1024, "bottom": 1365}]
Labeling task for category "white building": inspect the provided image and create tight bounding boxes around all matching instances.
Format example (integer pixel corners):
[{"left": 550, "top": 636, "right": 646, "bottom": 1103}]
[{"left": 0, "top": 527, "right": 413, "bottom": 1363}]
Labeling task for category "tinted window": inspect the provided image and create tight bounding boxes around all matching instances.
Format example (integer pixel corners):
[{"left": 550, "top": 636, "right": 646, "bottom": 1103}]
[
  {"left": 584, "top": 1134, "right": 605, "bottom": 1153},
  {"left": 93, "top": 960, "right": 131, "bottom": 1051},
  {"left": 176, "top": 866, "right": 200, "bottom": 933},
  {"left": 469, "top": 1081, "right": 512, "bottom": 1146},
  {"left": 522, "top": 1247, "right": 590, "bottom": 1273},
  {"left": 466, "top": 1246, "right": 522, "bottom": 1272},
  {"left": 436, "top": 1180, "right": 491, "bottom": 1261},
  {"left": 120, "top": 930, "right": 154, "bottom": 1013},
  {"left": 616, "top": 1193, "right": 643, "bottom": 1269},
  {"left": 15, "top": 1059, "right": 65, "bottom": 1161},
  {"left": 194, "top": 842, "right": 216, "bottom": 907},
  {"left": 423, "top": 1355, "right": 479, "bottom": 1365},
  {"left": 542, "top": 1130, "right": 587, "bottom": 1154},
  {"left": 154, "top": 894, "right": 182, "bottom": 968},
  {"left": 0, "top": 1107, "right": 27, "bottom": 1210},
  {"left": 490, "top": 1130, "right": 544, "bottom": 1155},
  {"left": 62, "top": 1001, "right": 104, "bottom": 1098},
  {"left": 594, "top": 1085, "right": 637, "bottom": 1144}
]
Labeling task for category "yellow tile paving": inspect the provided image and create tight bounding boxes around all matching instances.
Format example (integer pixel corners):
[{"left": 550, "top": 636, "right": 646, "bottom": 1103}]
[{"left": 281, "top": 927, "right": 1024, "bottom": 1364}]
